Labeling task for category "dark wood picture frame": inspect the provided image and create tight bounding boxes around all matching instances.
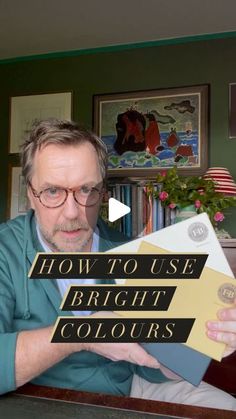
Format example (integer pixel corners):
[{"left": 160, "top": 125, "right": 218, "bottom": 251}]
[
  {"left": 7, "top": 162, "right": 30, "bottom": 219},
  {"left": 229, "top": 83, "right": 236, "bottom": 138},
  {"left": 93, "top": 85, "right": 209, "bottom": 178}
]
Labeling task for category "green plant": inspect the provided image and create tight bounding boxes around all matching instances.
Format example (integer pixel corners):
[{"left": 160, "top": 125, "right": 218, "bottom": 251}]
[{"left": 148, "top": 166, "right": 236, "bottom": 227}]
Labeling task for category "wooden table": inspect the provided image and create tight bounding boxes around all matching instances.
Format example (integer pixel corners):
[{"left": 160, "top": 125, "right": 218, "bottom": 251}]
[{"left": 0, "top": 384, "right": 235, "bottom": 419}]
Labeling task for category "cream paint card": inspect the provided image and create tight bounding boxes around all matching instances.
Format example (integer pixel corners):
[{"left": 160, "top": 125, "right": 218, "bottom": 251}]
[
  {"left": 109, "top": 213, "right": 235, "bottom": 361},
  {"left": 108, "top": 213, "right": 233, "bottom": 279}
]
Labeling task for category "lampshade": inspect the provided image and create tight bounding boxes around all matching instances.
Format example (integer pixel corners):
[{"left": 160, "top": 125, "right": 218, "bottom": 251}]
[{"left": 203, "top": 167, "right": 236, "bottom": 195}]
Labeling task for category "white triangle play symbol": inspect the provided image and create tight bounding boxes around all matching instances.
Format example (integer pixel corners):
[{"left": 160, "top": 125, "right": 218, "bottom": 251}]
[{"left": 108, "top": 198, "right": 131, "bottom": 222}]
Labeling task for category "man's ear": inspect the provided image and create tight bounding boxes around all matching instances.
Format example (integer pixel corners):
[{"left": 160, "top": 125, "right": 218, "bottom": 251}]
[{"left": 27, "top": 187, "right": 35, "bottom": 210}]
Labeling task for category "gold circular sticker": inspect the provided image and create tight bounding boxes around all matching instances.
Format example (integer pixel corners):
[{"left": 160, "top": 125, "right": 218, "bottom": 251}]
[{"left": 218, "top": 283, "right": 236, "bottom": 304}]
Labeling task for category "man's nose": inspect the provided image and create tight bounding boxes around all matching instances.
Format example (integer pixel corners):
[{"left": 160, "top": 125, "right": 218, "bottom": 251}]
[{"left": 62, "top": 191, "right": 82, "bottom": 218}]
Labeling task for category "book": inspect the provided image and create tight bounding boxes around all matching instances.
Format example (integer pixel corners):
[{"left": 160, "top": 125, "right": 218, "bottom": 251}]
[
  {"left": 136, "top": 184, "right": 145, "bottom": 237},
  {"left": 131, "top": 184, "right": 138, "bottom": 238},
  {"left": 124, "top": 184, "right": 132, "bottom": 238}
]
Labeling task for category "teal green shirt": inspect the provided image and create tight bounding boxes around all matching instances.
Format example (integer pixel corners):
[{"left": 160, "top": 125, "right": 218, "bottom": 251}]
[{"left": 0, "top": 210, "right": 168, "bottom": 395}]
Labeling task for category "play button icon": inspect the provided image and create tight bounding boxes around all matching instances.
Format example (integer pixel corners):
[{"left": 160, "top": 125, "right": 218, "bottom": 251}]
[{"left": 108, "top": 198, "right": 131, "bottom": 222}]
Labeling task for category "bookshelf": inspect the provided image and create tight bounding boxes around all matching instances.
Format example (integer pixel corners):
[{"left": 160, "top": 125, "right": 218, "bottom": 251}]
[{"left": 101, "top": 178, "right": 176, "bottom": 238}]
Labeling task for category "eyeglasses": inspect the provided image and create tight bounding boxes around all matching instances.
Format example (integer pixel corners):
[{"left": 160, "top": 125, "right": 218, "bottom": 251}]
[{"left": 29, "top": 183, "right": 103, "bottom": 208}]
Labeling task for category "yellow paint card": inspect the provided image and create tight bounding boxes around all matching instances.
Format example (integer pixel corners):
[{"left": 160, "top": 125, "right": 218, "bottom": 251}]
[{"left": 114, "top": 240, "right": 236, "bottom": 361}]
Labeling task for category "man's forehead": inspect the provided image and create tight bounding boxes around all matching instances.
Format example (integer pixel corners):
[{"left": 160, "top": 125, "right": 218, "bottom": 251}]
[
  {"left": 32, "top": 143, "right": 102, "bottom": 185},
  {"left": 36, "top": 141, "right": 97, "bottom": 157},
  {"left": 34, "top": 143, "right": 99, "bottom": 165},
  {"left": 32, "top": 143, "right": 100, "bottom": 178}
]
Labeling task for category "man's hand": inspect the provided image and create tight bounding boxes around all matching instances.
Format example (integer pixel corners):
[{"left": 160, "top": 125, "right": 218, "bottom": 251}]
[
  {"left": 85, "top": 311, "right": 160, "bottom": 368},
  {"left": 207, "top": 298, "right": 236, "bottom": 357},
  {"left": 84, "top": 341, "right": 160, "bottom": 368}
]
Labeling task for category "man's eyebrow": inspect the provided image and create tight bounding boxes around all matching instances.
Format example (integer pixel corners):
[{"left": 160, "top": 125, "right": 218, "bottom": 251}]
[
  {"left": 39, "top": 183, "right": 63, "bottom": 190},
  {"left": 39, "top": 181, "right": 102, "bottom": 189},
  {"left": 83, "top": 182, "right": 102, "bottom": 188}
]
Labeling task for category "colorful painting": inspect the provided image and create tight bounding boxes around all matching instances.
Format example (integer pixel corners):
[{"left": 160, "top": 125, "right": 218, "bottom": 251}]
[{"left": 93, "top": 85, "right": 208, "bottom": 177}]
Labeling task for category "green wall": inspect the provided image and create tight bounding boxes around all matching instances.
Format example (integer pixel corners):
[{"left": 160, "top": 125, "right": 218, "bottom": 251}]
[{"left": 1, "top": 37, "right": 236, "bottom": 235}]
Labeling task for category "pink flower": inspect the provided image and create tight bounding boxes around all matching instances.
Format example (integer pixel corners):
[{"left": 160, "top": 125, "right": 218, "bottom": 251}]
[
  {"left": 159, "top": 191, "right": 169, "bottom": 201},
  {"left": 160, "top": 170, "right": 167, "bottom": 177},
  {"left": 195, "top": 199, "right": 201, "bottom": 209},
  {"left": 169, "top": 202, "right": 176, "bottom": 209},
  {"left": 214, "top": 212, "right": 225, "bottom": 222}
]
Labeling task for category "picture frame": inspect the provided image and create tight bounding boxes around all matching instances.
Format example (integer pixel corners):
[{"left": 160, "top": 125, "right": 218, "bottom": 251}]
[
  {"left": 93, "top": 85, "right": 209, "bottom": 177},
  {"left": 7, "top": 164, "right": 30, "bottom": 219},
  {"left": 229, "top": 83, "right": 236, "bottom": 138},
  {"left": 9, "top": 91, "right": 72, "bottom": 154}
]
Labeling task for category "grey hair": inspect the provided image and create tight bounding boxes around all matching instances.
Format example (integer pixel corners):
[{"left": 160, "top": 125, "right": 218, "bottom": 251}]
[{"left": 20, "top": 118, "right": 108, "bottom": 185}]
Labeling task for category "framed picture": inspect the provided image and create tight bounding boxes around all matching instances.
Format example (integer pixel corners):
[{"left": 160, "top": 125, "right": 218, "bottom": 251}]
[
  {"left": 9, "top": 91, "right": 72, "bottom": 153},
  {"left": 7, "top": 165, "right": 30, "bottom": 219},
  {"left": 229, "top": 83, "right": 236, "bottom": 138},
  {"left": 93, "top": 85, "right": 209, "bottom": 177}
]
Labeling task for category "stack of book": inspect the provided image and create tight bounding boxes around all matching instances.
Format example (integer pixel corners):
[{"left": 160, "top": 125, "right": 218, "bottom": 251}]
[{"left": 100, "top": 181, "right": 177, "bottom": 238}]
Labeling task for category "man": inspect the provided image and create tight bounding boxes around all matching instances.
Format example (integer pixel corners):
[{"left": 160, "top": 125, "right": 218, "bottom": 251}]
[{"left": 0, "top": 118, "right": 236, "bottom": 409}]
